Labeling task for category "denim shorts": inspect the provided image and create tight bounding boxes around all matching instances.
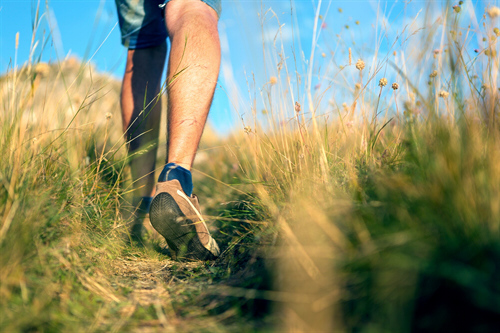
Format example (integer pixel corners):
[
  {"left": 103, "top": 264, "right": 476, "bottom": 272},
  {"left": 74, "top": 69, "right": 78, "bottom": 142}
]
[{"left": 115, "top": 0, "right": 221, "bottom": 49}]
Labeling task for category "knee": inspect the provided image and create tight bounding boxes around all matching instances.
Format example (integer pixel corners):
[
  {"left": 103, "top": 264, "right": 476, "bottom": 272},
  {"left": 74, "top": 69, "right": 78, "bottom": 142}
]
[{"left": 165, "top": 1, "right": 219, "bottom": 37}]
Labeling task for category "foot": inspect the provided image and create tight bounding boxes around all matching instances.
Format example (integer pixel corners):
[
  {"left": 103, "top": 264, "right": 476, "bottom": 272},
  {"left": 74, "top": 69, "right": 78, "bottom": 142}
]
[
  {"left": 126, "top": 197, "right": 152, "bottom": 247},
  {"left": 128, "top": 221, "right": 145, "bottom": 246},
  {"left": 149, "top": 179, "right": 220, "bottom": 260}
]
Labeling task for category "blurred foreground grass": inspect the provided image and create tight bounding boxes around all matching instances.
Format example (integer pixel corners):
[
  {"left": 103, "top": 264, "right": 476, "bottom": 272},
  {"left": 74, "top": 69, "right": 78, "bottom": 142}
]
[{"left": 2, "top": 1, "right": 500, "bottom": 332}]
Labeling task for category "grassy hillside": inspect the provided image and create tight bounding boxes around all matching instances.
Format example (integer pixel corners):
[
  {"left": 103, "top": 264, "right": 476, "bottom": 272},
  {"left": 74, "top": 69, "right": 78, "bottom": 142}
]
[{"left": 2, "top": 2, "right": 500, "bottom": 332}]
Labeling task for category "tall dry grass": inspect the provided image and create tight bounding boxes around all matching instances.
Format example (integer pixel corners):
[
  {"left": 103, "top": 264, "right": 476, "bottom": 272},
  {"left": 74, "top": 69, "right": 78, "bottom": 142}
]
[
  {"left": 221, "top": 1, "right": 500, "bottom": 331},
  {"left": 1, "top": 1, "right": 500, "bottom": 332}
]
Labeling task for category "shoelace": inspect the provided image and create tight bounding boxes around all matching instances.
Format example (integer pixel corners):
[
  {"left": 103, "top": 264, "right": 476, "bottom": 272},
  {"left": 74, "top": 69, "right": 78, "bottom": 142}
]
[
  {"left": 176, "top": 190, "right": 211, "bottom": 237},
  {"left": 176, "top": 189, "right": 219, "bottom": 255}
]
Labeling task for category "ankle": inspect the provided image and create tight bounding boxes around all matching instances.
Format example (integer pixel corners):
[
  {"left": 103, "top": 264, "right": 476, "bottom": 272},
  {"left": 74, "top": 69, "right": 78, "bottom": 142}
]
[
  {"left": 167, "top": 160, "right": 191, "bottom": 170},
  {"left": 158, "top": 163, "right": 193, "bottom": 196}
]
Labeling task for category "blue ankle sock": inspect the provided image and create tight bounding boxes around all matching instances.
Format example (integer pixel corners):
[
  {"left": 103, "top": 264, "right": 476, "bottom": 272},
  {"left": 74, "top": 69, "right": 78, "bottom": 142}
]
[
  {"left": 138, "top": 197, "right": 152, "bottom": 216},
  {"left": 158, "top": 163, "right": 193, "bottom": 196}
]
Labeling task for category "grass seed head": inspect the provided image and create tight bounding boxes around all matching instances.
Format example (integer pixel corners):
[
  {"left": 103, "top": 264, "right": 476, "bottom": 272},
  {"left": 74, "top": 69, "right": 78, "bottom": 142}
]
[
  {"left": 355, "top": 59, "right": 365, "bottom": 71},
  {"left": 294, "top": 101, "right": 301, "bottom": 113},
  {"left": 379, "top": 78, "right": 388, "bottom": 87},
  {"left": 487, "top": 6, "right": 500, "bottom": 18},
  {"left": 392, "top": 83, "right": 399, "bottom": 90},
  {"left": 439, "top": 90, "right": 450, "bottom": 98},
  {"left": 484, "top": 49, "right": 497, "bottom": 57},
  {"left": 430, "top": 70, "right": 438, "bottom": 78},
  {"left": 270, "top": 76, "right": 278, "bottom": 85}
]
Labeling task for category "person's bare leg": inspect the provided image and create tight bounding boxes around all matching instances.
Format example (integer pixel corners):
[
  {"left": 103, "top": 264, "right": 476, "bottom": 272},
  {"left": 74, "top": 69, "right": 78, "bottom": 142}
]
[
  {"left": 164, "top": 0, "right": 220, "bottom": 170},
  {"left": 121, "top": 43, "right": 166, "bottom": 238},
  {"left": 148, "top": 1, "right": 221, "bottom": 259}
]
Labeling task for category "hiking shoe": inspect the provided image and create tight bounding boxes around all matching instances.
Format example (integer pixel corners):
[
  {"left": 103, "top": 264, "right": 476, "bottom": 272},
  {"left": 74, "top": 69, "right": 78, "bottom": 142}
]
[
  {"left": 126, "top": 197, "right": 153, "bottom": 247},
  {"left": 149, "top": 179, "right": 220, "bottom": 260}
]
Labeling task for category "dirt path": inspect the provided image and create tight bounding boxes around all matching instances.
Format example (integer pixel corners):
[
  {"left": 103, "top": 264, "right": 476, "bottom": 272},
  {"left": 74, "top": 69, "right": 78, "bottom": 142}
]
[
  {"left": 99, "top": 240, "right": 265, "bottom": 333},
  {"left": 104, "top": 254, "right": 218, "bottom": 332}
]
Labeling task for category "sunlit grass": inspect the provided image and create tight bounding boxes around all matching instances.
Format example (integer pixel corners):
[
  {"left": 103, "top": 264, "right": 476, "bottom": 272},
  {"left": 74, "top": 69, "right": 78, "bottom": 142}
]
[{"left": 1, "top": 0, "right": 500, "bottom": 332}]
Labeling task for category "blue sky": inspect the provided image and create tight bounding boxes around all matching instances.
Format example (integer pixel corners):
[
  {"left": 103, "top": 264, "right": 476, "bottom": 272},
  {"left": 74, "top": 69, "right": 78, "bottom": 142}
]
[{"left": 1, "top": 1, "right": 497, "bottom": 134}]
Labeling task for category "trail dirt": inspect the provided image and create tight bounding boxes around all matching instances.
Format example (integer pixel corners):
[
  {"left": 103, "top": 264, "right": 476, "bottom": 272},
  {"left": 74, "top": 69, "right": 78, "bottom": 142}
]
[{"left": 98, "top": 220, "right": 270, "bottom": 333}]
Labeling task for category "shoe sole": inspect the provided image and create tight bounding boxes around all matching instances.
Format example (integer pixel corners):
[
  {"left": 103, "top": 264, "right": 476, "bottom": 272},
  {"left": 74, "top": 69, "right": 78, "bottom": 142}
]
[{"left": 149, "top": 192, "right": 217, "bottom": 261}]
